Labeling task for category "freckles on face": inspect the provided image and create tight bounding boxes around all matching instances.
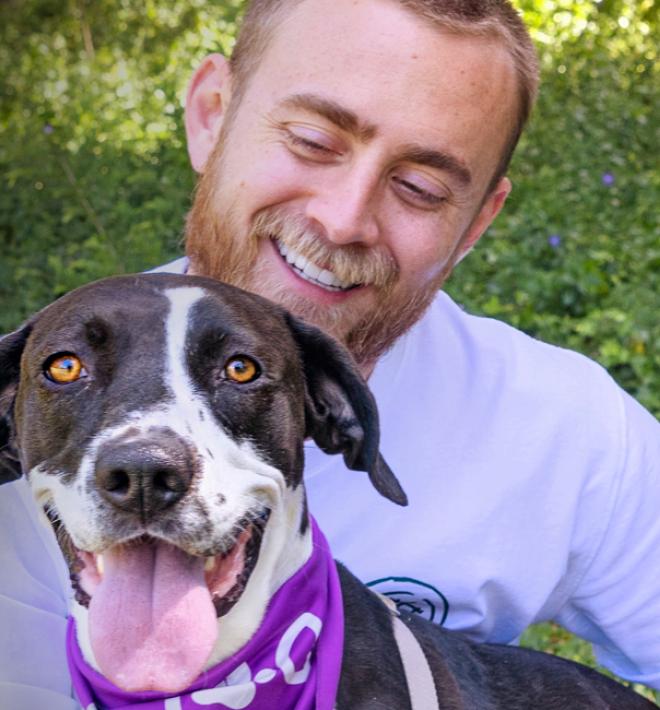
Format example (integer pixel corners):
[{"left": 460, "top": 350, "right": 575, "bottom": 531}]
[
  {"left": 188, "top": 0, "right": 518, "bottom": 364},
  {"left": 214, "top": 115, "right": 310, "bottom": 229},
  {"left": 221, "top": 99, "right": 474, "bottom": 291},
  {"left": 380, "top": 189, "right": 477, "bottom": 283},
  {"left": 221, "top": 7, "right": 511, "bottom": 240}
]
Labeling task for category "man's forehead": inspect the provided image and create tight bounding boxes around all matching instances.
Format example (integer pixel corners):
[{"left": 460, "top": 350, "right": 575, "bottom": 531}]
[
  {"left": 249, "top": 0, "right": 517, "bottom": 187},
  {"left": 261, "top": 0, "right": 514, "bottom": 75}
]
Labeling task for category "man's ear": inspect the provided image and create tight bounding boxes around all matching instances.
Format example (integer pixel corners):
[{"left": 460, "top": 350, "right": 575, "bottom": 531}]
[
  {"left": 455, "top": 176, "right": 511, "bottom": 264},
  {"left": 185, "top": 53, "right": 233, "bottom": 173},
  {"left": 0, "top": 323, "right": 31, "bottom": 484},
  {"left": 285, "top": 313, "right": 407, "bottom": 507}
]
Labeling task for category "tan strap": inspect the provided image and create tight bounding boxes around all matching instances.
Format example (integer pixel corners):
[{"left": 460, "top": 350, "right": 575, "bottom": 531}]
[{"left": 392, "top": 613, "right": 439, "bottom": 709}]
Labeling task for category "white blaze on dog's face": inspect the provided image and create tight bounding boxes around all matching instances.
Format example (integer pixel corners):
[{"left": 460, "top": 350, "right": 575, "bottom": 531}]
[
  {"left": 0, "top": 274, "right": 404, "bottom": 695},
  {"left": 24, "top": 281, "right": 312, "bottom": 692}
]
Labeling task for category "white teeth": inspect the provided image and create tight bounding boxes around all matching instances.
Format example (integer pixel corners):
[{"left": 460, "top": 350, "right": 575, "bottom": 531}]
[
  {"left": 204, "top": 556, "right": 216, "bottom": 572},
  {"left": 96, "top": 555, "right": 104, "bottom": 576},
  {"left": 275, "top": 240, "right": 356, "bottom": 291},
  {"left": 317, "top": 268, "right": 337, "bottom": 286},
  {"left": 294, "top": 253, "right": 307, "bottom": 271},
  {"left": 306, "top": 261, "right": 322, "bottom": 280}
]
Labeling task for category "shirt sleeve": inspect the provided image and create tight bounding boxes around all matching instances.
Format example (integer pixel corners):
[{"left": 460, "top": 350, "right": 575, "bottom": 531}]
[
  {"left": 555, "top": 389, "right": 660, "bottom": 688},
  {"left": 0, "top": 478, "right": 78, "bottom": 708}
]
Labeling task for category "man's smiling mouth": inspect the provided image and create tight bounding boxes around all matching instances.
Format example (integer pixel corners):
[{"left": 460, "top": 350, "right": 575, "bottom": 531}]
[{"left": 273, "top": 238, "right": 361, "bottom": 292}]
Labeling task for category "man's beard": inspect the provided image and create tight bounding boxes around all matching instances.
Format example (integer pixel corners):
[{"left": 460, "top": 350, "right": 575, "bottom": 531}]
[{"left": 185, "top": 148, "right": 449, "bottom": 370}]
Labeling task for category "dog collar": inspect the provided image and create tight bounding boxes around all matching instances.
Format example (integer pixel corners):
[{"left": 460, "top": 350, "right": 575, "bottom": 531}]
[{"left": 67, "top": 517, "right": 344, "bottom": 710}]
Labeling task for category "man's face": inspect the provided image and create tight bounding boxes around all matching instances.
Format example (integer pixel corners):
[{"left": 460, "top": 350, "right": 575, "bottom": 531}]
[{"left": 186, "top": 0, "right": 516, "bottom": 370}]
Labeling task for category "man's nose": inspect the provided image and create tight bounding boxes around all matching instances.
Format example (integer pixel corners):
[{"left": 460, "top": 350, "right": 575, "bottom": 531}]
[{"left": 304, "top": 167, "right": 381, "bottom": 247}]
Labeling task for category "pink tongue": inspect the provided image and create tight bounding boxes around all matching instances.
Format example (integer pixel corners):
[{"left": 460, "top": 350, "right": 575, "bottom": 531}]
[{"left": 89, "top": 541, "right": 218, "bottom": 693}]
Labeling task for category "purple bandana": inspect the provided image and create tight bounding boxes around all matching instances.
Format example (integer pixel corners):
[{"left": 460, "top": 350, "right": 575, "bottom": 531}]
[{"left": 67, "top": 518, "right": 344, "bottom": 710}]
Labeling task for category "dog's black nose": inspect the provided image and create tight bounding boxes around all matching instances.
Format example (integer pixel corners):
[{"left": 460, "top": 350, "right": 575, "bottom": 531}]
[{"left": 95, "top": 430, "right": 194, "bottom": 520}]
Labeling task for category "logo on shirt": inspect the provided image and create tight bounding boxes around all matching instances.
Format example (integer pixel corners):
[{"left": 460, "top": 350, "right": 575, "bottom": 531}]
[{"left": 366, "top": 576, "right": 449, "bottom": 625}]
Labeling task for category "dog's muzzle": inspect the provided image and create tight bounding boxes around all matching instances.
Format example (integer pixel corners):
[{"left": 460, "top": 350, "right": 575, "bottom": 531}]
[{"left": 95, "top": 428, "right": 194, "bottom": 521}]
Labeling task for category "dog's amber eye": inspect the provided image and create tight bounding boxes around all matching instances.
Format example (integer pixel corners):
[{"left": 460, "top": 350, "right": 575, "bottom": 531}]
[
  {"left": 44, "top": 354, "right": 85, "bottom": 384},
  {"left": 224, "top": 356, "right": 259, "bottom": 383}
]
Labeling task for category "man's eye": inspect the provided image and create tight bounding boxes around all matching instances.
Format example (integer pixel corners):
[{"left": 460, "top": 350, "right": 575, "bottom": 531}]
[
  {"left": 391, "top": 175, "right": 447, "bottom": 209},
  {"left": 285, "top": 126, "right": 338, "bottom": 160}
]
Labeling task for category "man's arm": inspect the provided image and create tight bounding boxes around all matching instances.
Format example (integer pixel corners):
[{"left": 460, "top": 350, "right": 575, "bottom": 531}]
[
  {"left": 0, "top": 478, "right": 78, "bottom": 708},
  {"left": 555, "top": 389, "right": 660, "bottom": 689}
]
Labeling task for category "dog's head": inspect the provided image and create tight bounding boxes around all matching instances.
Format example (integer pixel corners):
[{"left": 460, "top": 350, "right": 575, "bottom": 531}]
[{"left": 0, "top": 273, "right": 405, "bottom": 692}]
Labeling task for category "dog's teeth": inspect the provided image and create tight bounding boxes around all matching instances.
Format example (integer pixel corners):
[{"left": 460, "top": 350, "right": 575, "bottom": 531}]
[
  {"left": 96, "top": 555, "right": 104, "bottom": 576},
  {"left": 204, "top": 556, "right": 216, "bottom": 572}
]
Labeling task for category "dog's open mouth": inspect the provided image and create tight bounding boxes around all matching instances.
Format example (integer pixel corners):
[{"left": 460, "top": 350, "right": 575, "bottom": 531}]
[{"left": 48, "top": 509, "right": 270, "bottom": 692}]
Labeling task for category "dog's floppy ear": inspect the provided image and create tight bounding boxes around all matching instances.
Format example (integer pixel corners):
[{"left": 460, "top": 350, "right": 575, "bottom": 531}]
[
  {"left": 0, "top": 323, "right": 31, "bottom": 484},
  {"left": 285, "top": 313, "right": 407, "bottom": 506}
]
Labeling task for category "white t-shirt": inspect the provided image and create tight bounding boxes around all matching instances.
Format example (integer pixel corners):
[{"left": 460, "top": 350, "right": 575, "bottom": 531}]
[{"left": 1, "top": 258, "right": 658, "bottom": 706}]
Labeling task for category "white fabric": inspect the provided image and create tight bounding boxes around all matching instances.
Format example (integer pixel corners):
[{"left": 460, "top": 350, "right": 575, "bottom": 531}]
[{"left": 1, "top": 256, "right": 659, "bottom": 708}]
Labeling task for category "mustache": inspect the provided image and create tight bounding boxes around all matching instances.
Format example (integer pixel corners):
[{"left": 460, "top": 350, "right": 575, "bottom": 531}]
[{"left": 251, "top": 209, "right": 398, "bottom": 290}]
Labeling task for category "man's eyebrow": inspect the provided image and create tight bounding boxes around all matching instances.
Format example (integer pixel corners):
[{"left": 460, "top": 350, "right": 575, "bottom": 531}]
[
  {"left": 279, "top": 93, "right": 377, "bottom": 141},
  {"left": 278, "top": 93, "right": 472, "bottom": 187},
  {"left": 398, "top": 145, "right": 472, "bottom": 188}
]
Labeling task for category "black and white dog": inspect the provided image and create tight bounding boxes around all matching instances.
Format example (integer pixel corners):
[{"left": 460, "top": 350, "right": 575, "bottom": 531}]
[{"left": 0, "top": 273, "right": 653, "bottom": 709}]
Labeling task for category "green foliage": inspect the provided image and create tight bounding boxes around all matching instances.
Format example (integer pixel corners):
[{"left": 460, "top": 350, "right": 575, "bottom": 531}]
[
  {"left": 0, "top": 0, "right": 243, "bottom": 321},
  {"left": 446, "top": 0, "right": 659, "bottom": 416},
  {"left": 1, "top": 1, "right": 657, "bottom": 417}
]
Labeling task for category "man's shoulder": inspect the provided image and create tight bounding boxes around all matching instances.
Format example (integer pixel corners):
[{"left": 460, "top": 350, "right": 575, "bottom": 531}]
[
  {"left": 148, "top": 257, "right": 188, "bottom": 274},
  {"left": 418, "top": 290, "right": 614, "bottom": 384},
  {"left": 387, "top": 290, "right": 630, "bottom": 427}
]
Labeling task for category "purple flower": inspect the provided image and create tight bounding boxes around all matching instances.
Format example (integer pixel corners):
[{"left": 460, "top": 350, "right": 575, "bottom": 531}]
[
  {"left": 43, "top": 124, "right": 54, "bottom": 135},
  {"left": 548, "top": 234, "right": 561, "bottom": 248},
  {"left": 601, "top": 172, "right": 615, "bottom": 187}
]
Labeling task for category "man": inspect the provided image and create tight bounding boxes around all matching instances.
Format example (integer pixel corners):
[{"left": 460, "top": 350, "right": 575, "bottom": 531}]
[{"left": 0, "top": 0, "right": 658, "bottom": 706}]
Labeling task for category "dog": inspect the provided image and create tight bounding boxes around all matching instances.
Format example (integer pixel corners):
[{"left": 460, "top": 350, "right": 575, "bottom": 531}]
[{"left": 0, "top": 273, "right": 654, "bottom": 709}]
